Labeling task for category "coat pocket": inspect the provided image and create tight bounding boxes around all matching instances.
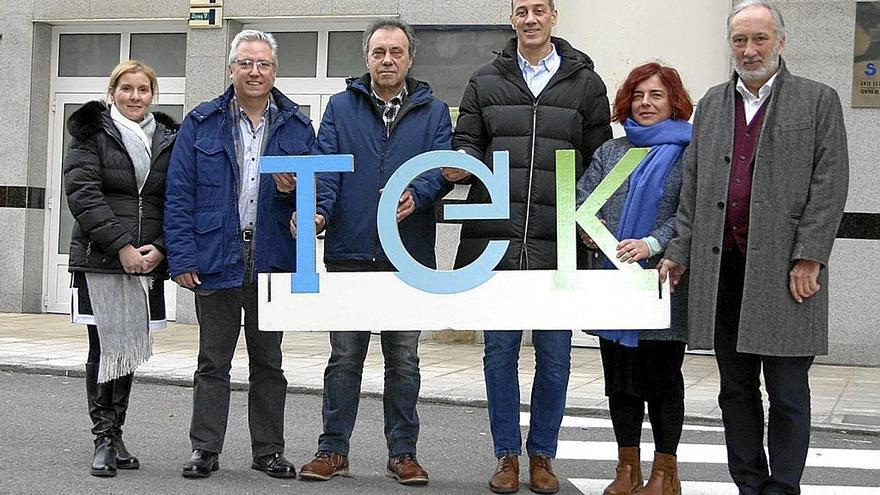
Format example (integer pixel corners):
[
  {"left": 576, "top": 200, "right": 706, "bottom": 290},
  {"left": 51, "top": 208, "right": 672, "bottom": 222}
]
[
  {"left": 779, "top": 120, "right": 813, "bottom": 132},
  {"left": 193, "top": 211, "right": 225, "bottom": 274},
  {"left": 193, "top": 140, "right": 226, "bottom": 187}
]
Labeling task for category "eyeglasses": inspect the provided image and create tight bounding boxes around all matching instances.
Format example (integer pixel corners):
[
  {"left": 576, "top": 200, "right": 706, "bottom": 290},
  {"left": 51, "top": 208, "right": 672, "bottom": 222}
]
[{"left": 233, "top": 59, "right": 276, "bottom": 72}]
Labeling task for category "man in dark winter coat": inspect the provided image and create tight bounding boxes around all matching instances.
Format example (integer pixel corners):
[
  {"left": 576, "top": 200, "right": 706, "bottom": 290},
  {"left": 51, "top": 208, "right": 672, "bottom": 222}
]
[
  {"left": 298, "top": 19, "right": 451, "bottom": 487},
  {"left": 660, "top": 2, "right": 849, "bottom": 494},
  {"left": 164, "top": 29, "right": 315, "bottom": 480},
  {"left": 442, "top": 1, "right": 611, "bottom": 493}
]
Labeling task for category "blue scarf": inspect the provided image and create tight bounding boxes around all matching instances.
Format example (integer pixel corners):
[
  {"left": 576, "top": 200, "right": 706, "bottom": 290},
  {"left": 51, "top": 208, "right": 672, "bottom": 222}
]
[{"left": 595, "top": 117, "right": 692, "bottom": 348}]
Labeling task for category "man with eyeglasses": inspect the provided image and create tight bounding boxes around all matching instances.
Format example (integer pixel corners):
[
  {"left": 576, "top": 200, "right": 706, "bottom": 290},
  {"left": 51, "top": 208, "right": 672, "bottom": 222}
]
[
  {"left": 165, "top": 29, "right": 315, "bottom": 480},
  {"left": 296, "top": 18, "right": 451, "bottom": 486}
]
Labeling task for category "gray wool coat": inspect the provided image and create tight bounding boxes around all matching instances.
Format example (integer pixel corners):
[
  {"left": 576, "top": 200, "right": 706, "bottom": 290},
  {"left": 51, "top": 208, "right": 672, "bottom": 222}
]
[{"left": 664, "top": 60, "right": 849, "bottom": 356}]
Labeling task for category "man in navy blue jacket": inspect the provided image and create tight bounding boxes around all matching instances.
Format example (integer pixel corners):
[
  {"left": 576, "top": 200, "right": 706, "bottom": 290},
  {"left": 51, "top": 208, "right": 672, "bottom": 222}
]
[
  {"left": 164, "top": 30, "right": 314, "bottom": 480},
  {"left": 297, "top": 19, "right": 452, "bottom": 486}
]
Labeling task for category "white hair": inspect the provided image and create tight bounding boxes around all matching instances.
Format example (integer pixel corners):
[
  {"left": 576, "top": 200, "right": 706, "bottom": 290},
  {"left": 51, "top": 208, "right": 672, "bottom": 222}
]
[
  {"left": 728, "top": 0, "right": 786, "bottom": 40},
  {"left": 228, "top": 29, "right": 279, "bottom": 66}
]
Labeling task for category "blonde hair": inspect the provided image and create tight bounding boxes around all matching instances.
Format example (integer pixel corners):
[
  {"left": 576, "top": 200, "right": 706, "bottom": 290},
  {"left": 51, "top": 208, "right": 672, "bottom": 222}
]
[{"left": 106, "top": 60, "right": 159, "bottom": 102}]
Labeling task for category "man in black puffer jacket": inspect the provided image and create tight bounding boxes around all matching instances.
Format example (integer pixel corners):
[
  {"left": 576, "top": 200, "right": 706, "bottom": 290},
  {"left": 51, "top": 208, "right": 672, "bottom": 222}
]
[{"left": 442, "top": 1, "right": 611, "bottom": 493}]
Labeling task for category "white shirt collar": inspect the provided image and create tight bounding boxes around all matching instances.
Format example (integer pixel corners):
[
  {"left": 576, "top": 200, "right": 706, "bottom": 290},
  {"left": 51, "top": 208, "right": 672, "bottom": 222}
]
[
  {"left": 517, "top": 43, "right": 560, "bottom": 74},
  {"left": 736, "top": 71, "right": 778, "bottom": 102}
]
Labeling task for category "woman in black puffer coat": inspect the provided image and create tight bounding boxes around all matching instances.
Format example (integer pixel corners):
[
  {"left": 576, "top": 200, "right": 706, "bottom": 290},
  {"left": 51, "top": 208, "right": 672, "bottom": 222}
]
[{"left": 63, "top": 60, "right": 177, "bottom": 478}]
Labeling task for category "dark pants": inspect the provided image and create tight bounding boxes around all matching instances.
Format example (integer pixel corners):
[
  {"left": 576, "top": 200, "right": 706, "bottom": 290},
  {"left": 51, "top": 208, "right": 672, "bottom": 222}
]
[
  {"left": 602, "top": 339, "right": 686, "bottom": 455},
  {"left": 318, "top": 259, "right": 421, "bottom": 457},
  {"left": 715, "top": 250, "right": 814, "bottom": 495},
  {"left": 190, "top": 279, "right": 287, "bottom": 457}
]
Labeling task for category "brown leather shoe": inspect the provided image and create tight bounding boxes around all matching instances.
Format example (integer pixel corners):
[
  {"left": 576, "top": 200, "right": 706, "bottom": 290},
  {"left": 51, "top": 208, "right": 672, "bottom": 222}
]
[
  {"left": 386, "top": 454, "right": 429, "bottom": 485},
  {"left": 604, "top": 447, "right": 643, "bottom": 495},
  {"left": 529, "top": 455, "right": 560, "bottom": 494},
  {"left": 489, "top": 455, "right": 520, "bottom": 494},
  {"left": 637, "top": 452, "right": 680, "bottom": 495},
  {"left": 299, "top": 451, "right": 349, "bottom": 481}
]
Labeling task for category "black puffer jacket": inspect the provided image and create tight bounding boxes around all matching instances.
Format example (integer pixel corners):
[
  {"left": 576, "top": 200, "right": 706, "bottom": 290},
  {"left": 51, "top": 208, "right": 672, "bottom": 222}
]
[
  {"left": 453, "top": 37, "right": 612, "bottom": 270},
  {"left": 63, "top": 100, "right": 177, "bottom": 275}
]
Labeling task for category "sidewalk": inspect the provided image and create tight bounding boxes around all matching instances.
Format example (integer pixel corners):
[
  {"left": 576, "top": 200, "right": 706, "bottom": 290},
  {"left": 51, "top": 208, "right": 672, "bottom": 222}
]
[{"left": 1, "top": 312, "right": 878, "bottom": 434}]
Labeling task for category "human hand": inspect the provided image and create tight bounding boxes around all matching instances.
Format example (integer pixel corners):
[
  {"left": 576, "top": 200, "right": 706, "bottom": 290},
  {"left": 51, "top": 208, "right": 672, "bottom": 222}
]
[
  {"left": 616, "top": 238, "right": 650, "bottom": 264},
  {"left": 789, "top": 259, "right": 821, "bottom": 303},
  {"left": 441, "top": 167, "right": 472, "bottom": 182},
  {"left": 118, "top": 244, "right": 145, "bottom": 274},
  {"left": 657, "top": 258, "right": 687, "bottom": 293},
  {"left": 138, "top": 244, "right": 165, "bottom": 273},
  {"left": 578, "top": 219, "right": 606, "bottom": 250},
  {"left": 578, "top": 228, "right": 598, "bottom": 249},
  {"left": 273, "top": 173, "right": 296, "bottom": 193},
  {"left": 173, "top": 271, "right": 201, "bottom": 289},
  {"left": 288, "top": 212, "right": 327, "bottom": 238},
  {"left": 397, "top": 189, "right": 415, "bottom": 222}
]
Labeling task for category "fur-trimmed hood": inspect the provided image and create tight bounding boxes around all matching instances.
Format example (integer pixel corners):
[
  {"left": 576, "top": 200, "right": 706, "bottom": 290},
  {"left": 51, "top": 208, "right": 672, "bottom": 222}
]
[{"left": 67, "top": 100, "right": 178, "bottom": 142}]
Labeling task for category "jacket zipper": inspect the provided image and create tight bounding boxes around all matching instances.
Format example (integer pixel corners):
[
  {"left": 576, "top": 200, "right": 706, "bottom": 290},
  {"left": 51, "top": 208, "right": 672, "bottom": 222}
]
[
  {"left": 519, "top": 99, "right": 540, "bottom": 269},
  {"left": 105, "top": 122, "right": 148, "bottom": 250},
  {"left": 137, "top": 196, "right": 143, "bottom": 247},
  {"left": 371, "top": 93, "right": 427, "bottom": 261},
  {"left": 374, "top": 130, "right": 387, "bottom": 261}
]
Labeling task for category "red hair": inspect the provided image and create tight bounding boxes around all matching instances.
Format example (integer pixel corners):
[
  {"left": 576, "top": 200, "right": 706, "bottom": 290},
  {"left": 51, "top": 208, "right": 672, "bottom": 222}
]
[{"left": 612, "top": 62, "right": 693, "bottom": 124}]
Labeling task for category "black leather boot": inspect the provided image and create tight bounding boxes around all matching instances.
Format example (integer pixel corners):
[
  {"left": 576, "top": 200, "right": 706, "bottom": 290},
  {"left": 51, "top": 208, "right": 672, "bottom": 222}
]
[
  {"left": 91, "top": 435, "right": 118, "bottom": 477},
  {"left": 86, "top": 363, "right": 117, "bottom": 477},
  {"left": 112, "top": 373, "right": 139, "bottom": 469}
]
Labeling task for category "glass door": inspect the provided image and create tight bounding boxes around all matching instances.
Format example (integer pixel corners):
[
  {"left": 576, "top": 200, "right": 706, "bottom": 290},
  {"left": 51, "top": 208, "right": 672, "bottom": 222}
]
[{"left": 44, "top": 94, "right": 184, "bottom": 316}]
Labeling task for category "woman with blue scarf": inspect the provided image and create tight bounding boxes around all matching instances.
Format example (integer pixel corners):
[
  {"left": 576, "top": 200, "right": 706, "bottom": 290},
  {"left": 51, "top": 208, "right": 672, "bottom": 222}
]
[{"left": 576, "top": 62, "right": 693, "bottom": 495}]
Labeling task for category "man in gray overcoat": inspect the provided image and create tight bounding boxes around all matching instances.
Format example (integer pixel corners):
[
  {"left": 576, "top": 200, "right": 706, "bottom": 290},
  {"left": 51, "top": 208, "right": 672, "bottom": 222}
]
[{"left": 658, "top": 1, "right": 849, "bottom": 494}]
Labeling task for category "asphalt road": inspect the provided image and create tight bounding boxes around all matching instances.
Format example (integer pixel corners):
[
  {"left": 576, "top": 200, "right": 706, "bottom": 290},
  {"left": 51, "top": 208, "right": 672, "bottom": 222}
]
[{"left": 0, "top": 371, "right": 877, "bottom": 494}]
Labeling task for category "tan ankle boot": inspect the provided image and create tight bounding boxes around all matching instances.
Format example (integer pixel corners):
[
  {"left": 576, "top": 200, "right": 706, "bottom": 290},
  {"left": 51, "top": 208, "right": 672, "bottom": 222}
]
[
  {"left": 637, "top": 452, "right": 680, "bottom": 495},
  {"left": 603, "top": 447, "right": 642, "bottom": 495}
]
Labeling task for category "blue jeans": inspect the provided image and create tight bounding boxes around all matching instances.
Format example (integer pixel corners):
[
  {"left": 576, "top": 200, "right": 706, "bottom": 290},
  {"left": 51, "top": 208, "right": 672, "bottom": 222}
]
[
  {"left": 483, "top": 330, "right": 572, "bottom": 458},
  {"left": 318, "top": 331, "right": 421, "bottom": 457}
]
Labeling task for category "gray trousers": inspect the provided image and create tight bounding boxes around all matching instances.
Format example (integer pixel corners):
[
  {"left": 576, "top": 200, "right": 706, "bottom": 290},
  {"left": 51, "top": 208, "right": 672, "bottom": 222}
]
[{"left": 190, "top": 281, "right": 287, "bottom": 457}]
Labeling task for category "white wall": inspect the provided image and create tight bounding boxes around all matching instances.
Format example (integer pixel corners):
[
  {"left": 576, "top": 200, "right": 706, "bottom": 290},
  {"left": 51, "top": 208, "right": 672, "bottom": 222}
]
[{"left": 555, "top": 0, "right": 731, "bottom": 132}]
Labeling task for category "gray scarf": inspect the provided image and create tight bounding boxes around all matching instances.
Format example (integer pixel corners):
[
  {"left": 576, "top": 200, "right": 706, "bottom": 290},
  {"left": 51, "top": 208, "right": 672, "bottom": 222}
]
[
  {"left": 86, "top": 273, "right": 153, "bottom": 383},
  {"left": 111, "top": 104, "right": 156, "bottom": 191}
]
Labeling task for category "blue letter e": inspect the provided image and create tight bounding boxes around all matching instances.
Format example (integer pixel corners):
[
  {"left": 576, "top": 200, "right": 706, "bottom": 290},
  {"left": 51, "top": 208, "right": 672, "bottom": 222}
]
[{"left": 377, "top": 151, "right": 511, "bottom": 294}]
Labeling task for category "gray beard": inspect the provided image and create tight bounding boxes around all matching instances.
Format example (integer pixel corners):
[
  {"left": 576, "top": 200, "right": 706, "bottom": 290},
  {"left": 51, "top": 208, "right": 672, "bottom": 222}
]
[{"left": 734, "top": 54, "right": 780, "bottom": 84}]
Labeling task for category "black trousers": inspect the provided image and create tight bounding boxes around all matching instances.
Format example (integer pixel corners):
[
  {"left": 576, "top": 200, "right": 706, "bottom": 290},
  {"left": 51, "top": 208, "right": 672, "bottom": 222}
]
[
  {"left": 602, "top": 339, "right": 686, "bottom": 455},
  {"left": 715, "top": 250, "right": 814, "bottom": 495},
  {"left": 189, "top": 279, "right": 287, "bottom": 457}
]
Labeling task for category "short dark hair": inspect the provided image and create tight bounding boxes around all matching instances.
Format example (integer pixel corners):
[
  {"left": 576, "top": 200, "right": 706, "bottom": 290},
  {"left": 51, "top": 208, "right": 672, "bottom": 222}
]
[
  {"left": 362, "top": 18, "right": 417, "bottom": 60},
  {"left": 511, "top": 0, "right": 556, "bottom": 12},
  {"left": 612, "top": 62, "right": 694, "bottom": 123}
]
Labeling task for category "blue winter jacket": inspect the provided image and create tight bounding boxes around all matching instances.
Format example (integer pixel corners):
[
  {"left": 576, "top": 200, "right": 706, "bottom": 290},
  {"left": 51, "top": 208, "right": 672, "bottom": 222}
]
[
  {"left": 316, "top": 76, "right": 453, "bottom": 268},
  {"left": 164, "top": 86, "right": 315, "bottom": 289}
]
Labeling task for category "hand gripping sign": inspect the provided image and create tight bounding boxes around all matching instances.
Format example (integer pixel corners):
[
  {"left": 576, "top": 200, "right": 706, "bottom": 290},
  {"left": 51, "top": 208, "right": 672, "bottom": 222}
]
[{"left": 258, "top": 149, "right": 669, "bottom": 331}]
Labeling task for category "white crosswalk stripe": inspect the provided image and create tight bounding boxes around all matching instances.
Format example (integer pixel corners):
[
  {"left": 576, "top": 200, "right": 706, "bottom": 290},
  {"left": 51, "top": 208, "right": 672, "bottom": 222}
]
[
  {"left": 520, "top": 412, "right": 726, "bottom": 432},
  {"left": 532, "top": 413, "right": 880, "bottom": 494},
  {"left": 569, "top": 479, "right": 880, "bottom": 494},
  {"left": 556, "top": 441, "right": 880, "bottom": 470}
]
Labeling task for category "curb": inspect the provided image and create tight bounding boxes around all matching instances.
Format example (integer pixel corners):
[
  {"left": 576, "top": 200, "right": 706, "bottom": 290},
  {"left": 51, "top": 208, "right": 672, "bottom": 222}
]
[{"left": 4, "top": 363, "right": 879, "bottom": 437}]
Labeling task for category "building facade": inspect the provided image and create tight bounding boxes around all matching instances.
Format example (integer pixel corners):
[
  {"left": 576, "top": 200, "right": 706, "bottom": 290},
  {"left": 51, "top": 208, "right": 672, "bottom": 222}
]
[{"left": 0, "top": 0, "right": 877, "bottom": 365}]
